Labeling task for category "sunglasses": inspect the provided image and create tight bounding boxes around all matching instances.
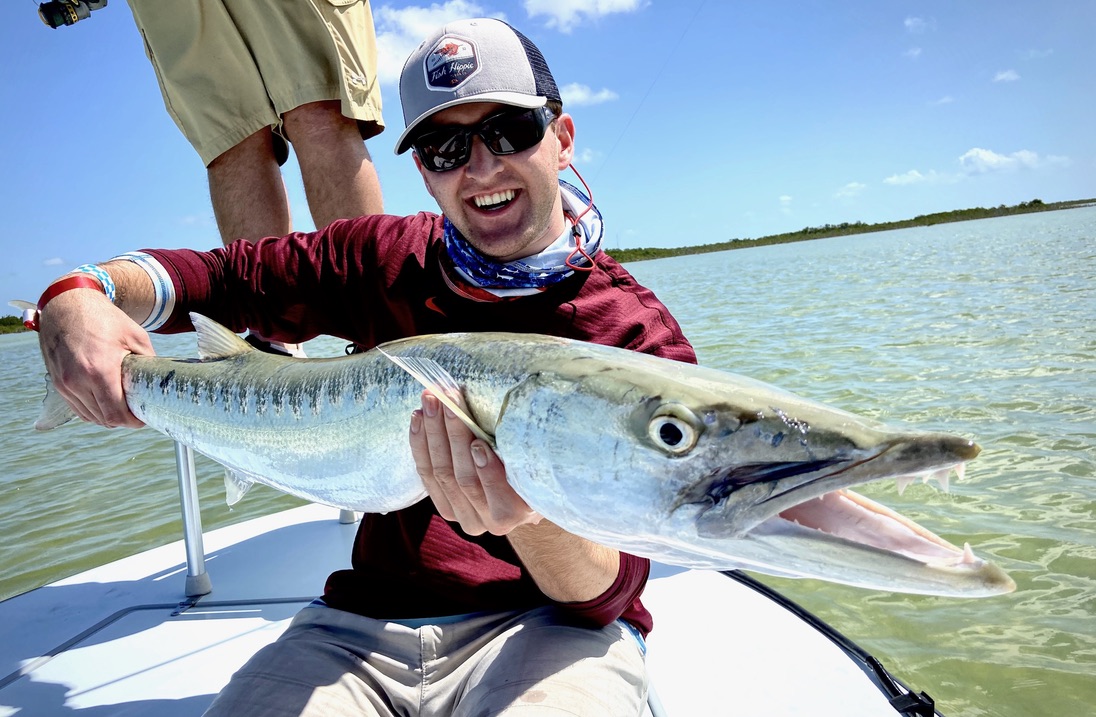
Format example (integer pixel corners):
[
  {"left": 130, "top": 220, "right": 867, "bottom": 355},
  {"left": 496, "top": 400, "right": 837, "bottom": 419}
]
[{"left": 412, "top": 106, "right": 556, "bottom": 172}]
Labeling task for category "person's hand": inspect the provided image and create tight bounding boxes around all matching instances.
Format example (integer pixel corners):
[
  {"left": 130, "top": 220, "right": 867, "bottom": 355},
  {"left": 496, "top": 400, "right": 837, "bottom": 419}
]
[
  {"left": 37, "top": 288, "right": 154, "bottom": 428},
  {"left": 409, "top": 390, "right": 541, "bottom": 536}
]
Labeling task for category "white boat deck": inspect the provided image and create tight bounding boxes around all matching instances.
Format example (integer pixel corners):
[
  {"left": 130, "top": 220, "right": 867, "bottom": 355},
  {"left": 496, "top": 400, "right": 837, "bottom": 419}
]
[{"left": 1, "top": 504, "right": 918, "bottom": 716}]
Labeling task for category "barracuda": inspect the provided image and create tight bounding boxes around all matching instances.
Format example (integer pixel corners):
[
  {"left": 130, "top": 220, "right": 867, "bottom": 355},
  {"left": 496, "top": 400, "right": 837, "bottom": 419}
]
[{"left": 35, "top": 313, "right": 1014, "bottom": 597}]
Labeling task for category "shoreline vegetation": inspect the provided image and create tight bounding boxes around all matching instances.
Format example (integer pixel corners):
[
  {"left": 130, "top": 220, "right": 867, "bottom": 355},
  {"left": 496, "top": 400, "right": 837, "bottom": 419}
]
[
  {"left": 604, "top": 197, "right": 1096, "bottom": 263},
  {"left": 0, "top": 315, "right": 27, "bottom": 335},
  {"left": 3, "top": 197, "right": 1092, "bottom": 335}
]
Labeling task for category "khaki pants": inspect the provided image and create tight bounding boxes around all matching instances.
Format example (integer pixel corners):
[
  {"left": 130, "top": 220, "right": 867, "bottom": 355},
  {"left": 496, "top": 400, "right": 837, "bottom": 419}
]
[
  {"left": 204, "top": 605, "right": 649, "bottom": 716},
  {"left": 126, "top": 0, "right": 384, "bottom": 166}
]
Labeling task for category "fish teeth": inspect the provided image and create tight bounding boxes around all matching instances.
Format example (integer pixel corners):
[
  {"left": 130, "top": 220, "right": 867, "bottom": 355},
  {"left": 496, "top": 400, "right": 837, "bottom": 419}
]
[
  {"left": 896, "top": 463, "right": 969, "bottom": 495},
  {"left": 930, "top": 469, "right": 951, "bottom": 493}
]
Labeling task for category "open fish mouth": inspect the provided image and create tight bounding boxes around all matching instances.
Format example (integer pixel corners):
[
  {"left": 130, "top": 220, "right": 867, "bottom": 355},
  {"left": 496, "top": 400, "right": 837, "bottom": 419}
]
[
  {"left": 774, "top": 462, "right": 980, "bottom": 568},
  {"left": 683, "top": 432, "right": 984, "bottom": 559}
]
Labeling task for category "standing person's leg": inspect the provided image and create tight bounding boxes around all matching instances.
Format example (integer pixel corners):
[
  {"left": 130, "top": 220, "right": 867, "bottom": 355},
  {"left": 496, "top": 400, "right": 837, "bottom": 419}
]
[
  {"left": 205, "top": 127, "right": 307, "bottom": 355},
  {"left": 284, "top": 100, "right": 384, "bottom": 229},
  {"left": 127, "top": 0, "right": 306, "bottom": 355},
  {"left": 228, "top": 0, "right": 385, "bottom": 231},
  {"left": 128, "top": 0, "right": 384, "bottom": 355},
  {"left": 207, "top": 127, "right": 292, "bottom": 243}
]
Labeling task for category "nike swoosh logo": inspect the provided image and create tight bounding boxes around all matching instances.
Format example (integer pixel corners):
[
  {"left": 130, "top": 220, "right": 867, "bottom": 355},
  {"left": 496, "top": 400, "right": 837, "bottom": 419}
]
[{"left": 424, "top": 296, "right": 447, "bottom": 316}]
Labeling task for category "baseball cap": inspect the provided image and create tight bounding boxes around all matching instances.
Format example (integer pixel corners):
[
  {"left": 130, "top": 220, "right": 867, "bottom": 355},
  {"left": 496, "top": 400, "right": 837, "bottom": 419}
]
[{"left": 394, "top": 18, "right": 562, "bottom": 155}]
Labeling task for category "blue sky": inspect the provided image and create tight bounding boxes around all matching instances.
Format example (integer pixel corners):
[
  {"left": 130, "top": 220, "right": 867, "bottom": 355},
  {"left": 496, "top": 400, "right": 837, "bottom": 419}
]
[{"left": 2, "top": 1, "right": 1092, "bottom": 315}]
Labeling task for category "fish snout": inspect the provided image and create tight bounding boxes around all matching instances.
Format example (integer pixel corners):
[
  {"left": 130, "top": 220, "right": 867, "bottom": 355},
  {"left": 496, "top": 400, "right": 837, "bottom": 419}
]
[{"left": 879, "top": 431, "right": 981, "bottom": 469}]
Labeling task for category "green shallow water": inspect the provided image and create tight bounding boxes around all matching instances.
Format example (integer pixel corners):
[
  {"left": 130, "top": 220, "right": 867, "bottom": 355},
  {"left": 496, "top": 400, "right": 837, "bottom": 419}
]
[{"left": 2, "top": 207, "right": 1094, "bottom": 716}]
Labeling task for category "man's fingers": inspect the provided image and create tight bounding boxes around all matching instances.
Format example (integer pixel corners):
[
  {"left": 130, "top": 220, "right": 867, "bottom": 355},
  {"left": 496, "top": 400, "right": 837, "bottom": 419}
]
[
  {"left": 410, "top": 407, "right": 457, "bottom": 521},
  {"left": 442, "top": 404, "right": 488, "bottom": 504},
  {"left": 410, "top": 390, "right": 539, "bottom": 536},
  {"left": 414, "top": 394, "right": 483, "bottom": 530}
]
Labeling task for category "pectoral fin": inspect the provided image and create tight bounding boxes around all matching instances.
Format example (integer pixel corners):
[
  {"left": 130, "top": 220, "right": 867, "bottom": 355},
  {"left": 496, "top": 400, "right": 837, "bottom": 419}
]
[
  {"left": 224, "top": 468, "right": 255, "bottom": 506},
  {"left": 379, "top": 350, "right": 496, "bottom": 448}
]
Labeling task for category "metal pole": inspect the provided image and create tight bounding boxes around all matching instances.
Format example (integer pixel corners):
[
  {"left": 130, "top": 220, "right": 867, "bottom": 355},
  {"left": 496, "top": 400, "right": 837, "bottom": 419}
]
[{"left": 174, "top": 441, "right": 212, "bottom": 597}]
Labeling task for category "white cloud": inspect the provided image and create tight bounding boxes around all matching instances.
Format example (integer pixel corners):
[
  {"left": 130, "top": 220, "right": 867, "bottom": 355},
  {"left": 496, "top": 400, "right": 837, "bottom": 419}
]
[
  {"left": 904, "top": 17, "right": 930, "bottom": 33},
  {"left": 1025, "top": 48, "right": 1053, "bottom": 60},
  {"left": 779, "top": 195, "right": 793, "bottom": 214},
  {"left": 960, "top": 148, "right": 1030, "bottom": 173},
  {"left": 958, "top": 147, "right": 1067, "bottom": 173},
  {"left": 43, "top": 257, "right": 65, "bottom": 266},
  {"left": 929, "top": 95, "right": 954, "bottom": 106},
  {"left": 884, "top": 169, "right": 952, "bottom": 186},
  {"left": 885, "top": 170, "right": 927, "bottom": 186},
  {"left": 373, "top": 2, "right": 497, "bottom": 86},
  {"left": 993, "top": 69, "right": 1020, "bottom": 82},
  {"left": 903, "top": 47, "right": 922, "bottom": 59},
  {"left": 572, "top": 148, "right": 598, "bottom": 165},
  {"left": 524, "top": 0, "right": 647, "bottom": 33},
  {"left": 834, "top": 182, "right": 866, "bottom": 199},
  {"left": 887, "top": 149, "right": 1069, "bottom": 186},
  {"left": 560, "top": 83, "right": 619, "bottom": 106}
]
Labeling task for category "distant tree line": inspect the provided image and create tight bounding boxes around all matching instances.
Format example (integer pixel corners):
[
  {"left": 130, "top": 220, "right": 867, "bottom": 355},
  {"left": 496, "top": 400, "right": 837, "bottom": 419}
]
[
  {"left": 606, "top": 197, "right": 1094, "bottom": 263},
  {"left": 0, "top": 315, "right": 27, "bottom": 334}
]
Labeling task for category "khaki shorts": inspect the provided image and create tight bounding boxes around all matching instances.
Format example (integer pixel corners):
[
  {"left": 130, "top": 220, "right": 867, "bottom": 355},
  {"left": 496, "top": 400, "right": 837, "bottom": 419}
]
[
  {"left": 127, "top": 0, "right": 384, "bottom": 166},
  {"left": 203, "top": 605, "right": 649, "bottom": 716}
]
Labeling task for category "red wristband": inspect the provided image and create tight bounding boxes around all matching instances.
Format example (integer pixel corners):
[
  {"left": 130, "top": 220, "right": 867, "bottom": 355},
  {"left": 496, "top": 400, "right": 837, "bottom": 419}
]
[
  {"left": 24, "top": 275, "right": 107, "bottom": 332},
  {"left": 38, "top": 275, "right": 106, "bottom": 311}
]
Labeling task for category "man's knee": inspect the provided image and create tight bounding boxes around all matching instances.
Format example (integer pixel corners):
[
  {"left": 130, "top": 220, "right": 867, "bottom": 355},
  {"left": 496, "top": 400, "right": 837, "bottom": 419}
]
[
  {"left": 208, "top": 127, "right": 280, "bottom": 173},
  {"left": 283, "top": 100, "right": 358, "bottom": 146}
]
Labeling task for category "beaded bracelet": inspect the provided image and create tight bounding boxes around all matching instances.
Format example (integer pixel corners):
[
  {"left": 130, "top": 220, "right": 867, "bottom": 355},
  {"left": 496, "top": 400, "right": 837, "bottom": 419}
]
[{"left": 72, "top": 264, "right": 117, "bottom": 304}]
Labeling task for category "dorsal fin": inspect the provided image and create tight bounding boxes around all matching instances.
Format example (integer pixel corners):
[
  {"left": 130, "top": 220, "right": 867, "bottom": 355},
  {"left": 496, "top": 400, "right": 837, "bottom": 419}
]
[{"left": 190, "top": 313, "right": 254, "bottom": 360}]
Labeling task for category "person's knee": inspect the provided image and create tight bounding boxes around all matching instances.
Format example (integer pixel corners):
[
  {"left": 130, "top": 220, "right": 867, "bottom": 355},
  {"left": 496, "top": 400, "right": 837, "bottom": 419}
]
[
  {"left": 283, "top": 100, "right": 357, "bottom": 148},
  {"left": 208, "top": 127, "right": 279, "bottom": 173}
]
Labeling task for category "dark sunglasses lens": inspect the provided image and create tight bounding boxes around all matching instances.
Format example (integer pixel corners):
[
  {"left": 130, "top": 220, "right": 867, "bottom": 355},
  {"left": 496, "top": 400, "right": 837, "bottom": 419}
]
[
  {"left": 481, "top": 110, "right": 548, "bottom": 155},
  {"left": 413, "top": 108, "right": 552, "bottom": 171},
  {"left": 415, "top": 128, "right": 472, "bottom": 171}
]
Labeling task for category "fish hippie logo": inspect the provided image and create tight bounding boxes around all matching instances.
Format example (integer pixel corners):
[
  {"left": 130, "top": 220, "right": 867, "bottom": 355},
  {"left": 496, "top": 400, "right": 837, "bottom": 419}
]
[{"left": 424, "top": 35, "right": 479, "bottom": 90}]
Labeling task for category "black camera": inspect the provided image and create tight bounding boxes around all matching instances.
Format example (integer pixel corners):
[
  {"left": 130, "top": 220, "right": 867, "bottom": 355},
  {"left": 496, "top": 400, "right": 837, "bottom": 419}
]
[{"left": 39, "top": 0, "right": 108, "bottom": 29}]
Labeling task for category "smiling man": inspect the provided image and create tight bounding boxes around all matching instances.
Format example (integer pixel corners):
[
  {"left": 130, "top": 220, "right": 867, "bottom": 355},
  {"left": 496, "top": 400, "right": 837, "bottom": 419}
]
[{"left": 34, "top": 18, "right": 695, "bottom": 716}]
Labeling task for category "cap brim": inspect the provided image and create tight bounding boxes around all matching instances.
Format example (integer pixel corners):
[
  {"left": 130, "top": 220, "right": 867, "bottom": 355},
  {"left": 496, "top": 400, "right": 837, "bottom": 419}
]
[{"left": 394, "top": 93, "right": 548, "bottom": 155}]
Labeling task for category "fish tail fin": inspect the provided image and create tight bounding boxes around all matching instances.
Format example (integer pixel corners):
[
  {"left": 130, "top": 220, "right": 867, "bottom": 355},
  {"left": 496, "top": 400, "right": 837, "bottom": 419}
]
[
  {"left": 379, "top": 349, "right": 497, "bottom": 448},
  {"left": 190, "top": 313, "right": 255, "bottom": 360},
  {"left": 9, "top": 299, "right": 75, "bottom": 430},
  {"left": 34, "top": 373, "right": 78, "bottom": 430},
  {"left": 224, "top": 468, "right": 255, "bottom": 506}
]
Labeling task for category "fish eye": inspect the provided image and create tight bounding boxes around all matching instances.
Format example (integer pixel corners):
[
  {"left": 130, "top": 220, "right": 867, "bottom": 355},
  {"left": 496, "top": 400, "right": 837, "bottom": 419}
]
[{"left": 648, "top": 404, "right": 700, "bottom": 455}]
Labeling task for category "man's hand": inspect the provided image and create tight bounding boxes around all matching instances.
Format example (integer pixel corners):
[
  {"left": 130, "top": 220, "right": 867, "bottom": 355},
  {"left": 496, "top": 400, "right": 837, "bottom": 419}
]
[
  {"left": 38, "top": 288, "right": 154, "bottom": 428},
  {"left": 408, "top": 389, "right": 620, "bottom": 603},
  {"left": 409, "top": 390, "right": 541, "bottom": 536}
]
